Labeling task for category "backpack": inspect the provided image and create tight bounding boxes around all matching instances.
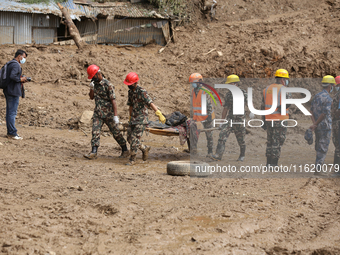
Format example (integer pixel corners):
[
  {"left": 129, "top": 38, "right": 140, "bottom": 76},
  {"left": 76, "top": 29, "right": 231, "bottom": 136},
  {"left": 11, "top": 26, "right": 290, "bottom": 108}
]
[{"left": 0, "top": 60, "right": 17, "bottom": 89}]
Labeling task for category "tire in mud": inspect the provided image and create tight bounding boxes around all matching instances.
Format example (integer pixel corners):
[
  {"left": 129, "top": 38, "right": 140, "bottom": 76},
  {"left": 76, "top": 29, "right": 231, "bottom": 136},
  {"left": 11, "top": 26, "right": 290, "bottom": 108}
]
[{"left": 167, "top": 161, "right": 210, "bottom": 177}]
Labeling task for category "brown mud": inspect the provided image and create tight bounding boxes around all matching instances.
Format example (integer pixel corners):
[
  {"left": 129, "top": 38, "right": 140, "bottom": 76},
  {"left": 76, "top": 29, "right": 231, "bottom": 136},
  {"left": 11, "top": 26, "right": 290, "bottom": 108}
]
[{"left": 1, "top": 0, "right": 340, "bottom": 254}]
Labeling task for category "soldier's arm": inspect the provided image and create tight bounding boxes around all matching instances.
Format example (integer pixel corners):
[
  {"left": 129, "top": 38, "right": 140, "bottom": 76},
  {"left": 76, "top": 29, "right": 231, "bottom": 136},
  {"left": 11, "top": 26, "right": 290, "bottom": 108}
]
[
  {"left": 285, "top": 92, "right": 292, "bottom": 109},
  {"left": 222, "top": 91, "right": 231, "bottom": 119},
  {"left": 336, "top": 99, "right": 340, "bottom": 118},
  {"left": 243, "top": 90, "right": 249, "bottom": 112},
  {"left": 261, "top": 96, "right": 265, "bottom": 122},
  {"left": 310, "top": 106, "right": 316, "bottom": 127},
  {"left": 310, "top": 113, "right": 325, "bottom": 131},
  {"left": 221, "top": 107, "right": 228, "bottom": 119},
  {"left": 150, "top": 103, "right": 158, "bottom": 112},
  {"left": 89, "top": 89, "right": 94, "bottom": 100},
  {"left": 108, "top": 83, "right": 117, "bottom": 115},
  {"left": 310, "top": 99, "right": 329, "bottom": 130},
  {"left": 129, "top": 106, "right": 132, "bottom": 117},
  {"left": 207, "top": 96, "right": 213, "bottom": 116},
  {"left": 111, "top": 99, "right": 118, "bottom": 116}
]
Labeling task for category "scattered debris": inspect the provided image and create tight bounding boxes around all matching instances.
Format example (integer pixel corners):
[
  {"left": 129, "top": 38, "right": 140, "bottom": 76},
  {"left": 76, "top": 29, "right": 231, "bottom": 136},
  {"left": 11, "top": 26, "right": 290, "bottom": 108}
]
[{"left": 203, "top": 48, "right": 216, "bottom": 55}]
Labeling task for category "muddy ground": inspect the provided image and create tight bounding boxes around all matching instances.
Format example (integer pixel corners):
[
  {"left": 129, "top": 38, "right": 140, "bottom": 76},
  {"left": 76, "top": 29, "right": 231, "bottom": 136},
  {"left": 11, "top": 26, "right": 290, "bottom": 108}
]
[
  {"left": 1, "top": 121, "right": 340, "bottom": 255},
  {"left": 1, "top": 0, "right": 340, "bottom": 254}
]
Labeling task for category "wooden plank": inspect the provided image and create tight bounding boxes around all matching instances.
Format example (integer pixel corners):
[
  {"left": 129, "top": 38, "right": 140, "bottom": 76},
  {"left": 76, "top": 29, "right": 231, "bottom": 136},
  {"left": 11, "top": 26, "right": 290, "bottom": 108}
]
[
  {"left": 161, "top": 22, "right": 171, "bottom": 44},
  {"left": 146, "top": 127, "right": 220, "bottom": 137},
  {"left": 146, "top": 128, "right": 179, "bottom": 136}
]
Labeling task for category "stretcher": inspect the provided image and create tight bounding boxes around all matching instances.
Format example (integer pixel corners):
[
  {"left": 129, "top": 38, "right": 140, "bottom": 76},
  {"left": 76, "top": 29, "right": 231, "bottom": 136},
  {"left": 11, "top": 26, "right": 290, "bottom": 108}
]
[
  {"left": 146, "top": 127, "right": 220, "bottom": 136},
  {"left": 122, "top": 123, "right": 219, "bottom": 137},
  {"left": 146, "top": 127, "right": 180, "bottom": 136}
]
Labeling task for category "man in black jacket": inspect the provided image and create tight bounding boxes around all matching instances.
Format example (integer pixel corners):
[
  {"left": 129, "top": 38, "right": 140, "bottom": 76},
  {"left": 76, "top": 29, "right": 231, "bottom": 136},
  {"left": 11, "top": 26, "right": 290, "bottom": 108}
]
[{"left": 4, "top": 49, "right": 28, "bottom": 140}]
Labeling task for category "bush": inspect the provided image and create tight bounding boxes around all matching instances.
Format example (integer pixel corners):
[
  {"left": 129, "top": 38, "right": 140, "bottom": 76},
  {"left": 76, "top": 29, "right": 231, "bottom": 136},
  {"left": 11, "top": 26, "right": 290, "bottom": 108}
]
[{"left": 148, "top": 0, "right": 198, "bottom": 21}]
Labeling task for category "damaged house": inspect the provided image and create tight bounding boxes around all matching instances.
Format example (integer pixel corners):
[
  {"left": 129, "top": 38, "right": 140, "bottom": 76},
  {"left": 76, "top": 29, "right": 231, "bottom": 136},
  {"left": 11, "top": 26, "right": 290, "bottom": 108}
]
[{"left": 0, "top": 0, "right": 172, "bottom": 46}]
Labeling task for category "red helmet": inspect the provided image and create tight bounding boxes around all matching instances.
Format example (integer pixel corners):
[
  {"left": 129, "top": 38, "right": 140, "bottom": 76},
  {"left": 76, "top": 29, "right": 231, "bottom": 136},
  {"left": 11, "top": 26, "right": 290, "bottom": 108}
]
[
  {"left": 189, "top": 73, "right": 203, "bottom": 83},
  {"left": 124, "top": 72, "right": 139, "bottom": 85},
  {"left": 336, "top": 76, "right": 340, "bottom": 85},
  {"left": 87, "top": 65, "right": 100, "bottom": 79}
]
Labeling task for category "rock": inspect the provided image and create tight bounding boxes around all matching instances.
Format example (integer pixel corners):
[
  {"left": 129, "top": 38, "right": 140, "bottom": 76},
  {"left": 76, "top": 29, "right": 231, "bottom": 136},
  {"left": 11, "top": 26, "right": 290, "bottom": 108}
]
[
  {"left": 217, "top": 51, "right": 223, "bottom": 57},
  {"left": 79, "top": 111, "right": 93, "bottom": 126}
]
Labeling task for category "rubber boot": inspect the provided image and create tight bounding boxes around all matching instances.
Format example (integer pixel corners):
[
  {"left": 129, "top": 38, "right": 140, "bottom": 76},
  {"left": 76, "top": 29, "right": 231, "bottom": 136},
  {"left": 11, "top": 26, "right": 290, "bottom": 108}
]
[
  {"left": 237, "top": 146, "right": 246, "bottom": 162},
  {"left": 206, "top": 147, "right": 213, "bottom": 158},
  {"left": 211, "top": 141, "right": 225, "bottom": 161},
  {"left": 140, "top": 145, "right": 151, "bottom": 161},
  {"left": 84, "top": 146, "right": 98, "bottom": 160},
  {"left": 266, "top": 157, "right": 272, "bottom": 168},
  {"left": 271, "top": 157, "right": 279, "bottom": 167},
  {"left": 119, "top": 145, "right": 130, "bottom": 158},
  {"left": 126, "top": 152, "right": 136, "bottom": 166},
  {"left": 332, "top": 154, "right": 340, "bottom": 177}
]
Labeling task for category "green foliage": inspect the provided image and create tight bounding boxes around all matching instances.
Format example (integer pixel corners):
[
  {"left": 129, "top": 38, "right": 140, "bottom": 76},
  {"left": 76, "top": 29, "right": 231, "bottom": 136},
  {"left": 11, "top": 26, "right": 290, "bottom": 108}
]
[
  {"left": 20, "top": 0, "right": 66, "bottom": 4},
  {"left": 148, "top": 0, "right": 194, "bottom": 20}
]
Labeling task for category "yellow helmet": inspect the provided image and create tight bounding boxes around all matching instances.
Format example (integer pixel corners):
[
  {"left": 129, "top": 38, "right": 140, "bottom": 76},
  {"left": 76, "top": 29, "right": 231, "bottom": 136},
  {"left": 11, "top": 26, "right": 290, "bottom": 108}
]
[
  {"left": 225, "top": 74, "right": 240, "bottom": 84},
  {"left": 322, "top": 75, "right": 336, "bottom": 84},
  {"left": 275, "top": 69, "right": 289, "bottom": 79}
]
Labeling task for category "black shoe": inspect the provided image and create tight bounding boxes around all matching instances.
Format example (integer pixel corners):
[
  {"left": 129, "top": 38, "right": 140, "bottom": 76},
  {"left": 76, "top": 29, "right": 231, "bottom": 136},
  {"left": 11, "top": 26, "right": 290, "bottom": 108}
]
[
  {"left": 271, "top": 158, "right": 278, "bottom": 167},
  {"left": 84, "top": 146, "right": 98, "bottom": 160},
  {"left": 206, "top": 147, "right": 213, "bottom": 157},
  {"left": 266, "top": 157, "right": 272, "bottom": 168},
  {"left": 237, "top": 146, "right": 245, "bottom": 162}
]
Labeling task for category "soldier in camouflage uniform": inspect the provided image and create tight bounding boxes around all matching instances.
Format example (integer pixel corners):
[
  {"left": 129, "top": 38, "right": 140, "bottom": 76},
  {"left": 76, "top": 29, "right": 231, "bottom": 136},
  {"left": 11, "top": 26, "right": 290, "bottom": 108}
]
[
  {"left": 124, "top": 72, "right": 166, "bottom": 166},
  {"left": 189, "top": 73, "right": 215, "bottom": 156},
  {"left": 310, "top": 75, "right": 335, "bottom": 172},
  {"left": 262, "top": 69, "right": 291, "bottom": 167},
  {"left": 332, "top": 76, "right": 340, "bottom": 173},
  {"left": 211, "top": 75, "right": 247, "bottom": 161},
  {"left": 84, "top": 65, "right": 129, "bottom": 159}
]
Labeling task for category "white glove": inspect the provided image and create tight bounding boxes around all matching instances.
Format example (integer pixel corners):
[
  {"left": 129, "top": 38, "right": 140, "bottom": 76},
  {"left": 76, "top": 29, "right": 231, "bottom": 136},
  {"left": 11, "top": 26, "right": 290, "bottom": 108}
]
[
  {"left": 113, "top": 116, "right": 119, "bottom": 124},
  {"left": 89, "top": 81, "right": 94, "bottom": 89},
  {"left": 249, "top": 112, "right": 255, "bottom": 119}
]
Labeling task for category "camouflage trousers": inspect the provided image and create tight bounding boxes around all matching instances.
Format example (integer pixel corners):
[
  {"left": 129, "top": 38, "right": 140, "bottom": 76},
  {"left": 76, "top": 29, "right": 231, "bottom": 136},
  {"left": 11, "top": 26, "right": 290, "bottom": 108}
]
[
  {"left": 217, "top": 123, "right": 246, "bottom": 153},
  {"left": 190, "top": 120, "right": 214, "bottom": 150},
  {"left": 266, "top": 121, "right": 287, "bottom": 159},
  {"left": 332, "top": 121, "right": 340, "bottom": 157},
  {"left": 127, "top": 124, "right": 146, "bottom": 153},
  {"left": 315, "top": 129, "right": 331, "bottom": 167},
  {"left": 91, "top": 116, "right": 127, "bottom": 148}
]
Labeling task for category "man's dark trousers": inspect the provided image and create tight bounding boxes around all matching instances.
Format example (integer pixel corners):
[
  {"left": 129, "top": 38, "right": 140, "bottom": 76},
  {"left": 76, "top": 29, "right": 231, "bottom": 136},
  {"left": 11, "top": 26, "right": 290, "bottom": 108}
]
[{"left": 5, "top": 93, "right": 19, "bottom": 136}]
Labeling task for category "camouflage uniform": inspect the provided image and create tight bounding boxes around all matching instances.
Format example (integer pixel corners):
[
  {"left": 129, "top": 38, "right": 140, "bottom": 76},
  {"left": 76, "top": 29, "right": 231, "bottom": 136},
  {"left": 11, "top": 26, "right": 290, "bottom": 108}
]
[
  {"left": 127, "top": 85, "right": 152, "bottom": 153},
  {"left": 311, "top": 89, "right": 332, "bottom": 168},
  {"left": 190, "top": 88, "right": 214, "bottom": 153},
  {"left": 265, "top": 121, "right": 287, "bottom": 159},
  {"left": 332, "top": 90, "right": 340, "bottom": 158},
  {"left": 91, "top": 79, "right": 126, "bottom": 148},
  {"left": 215, "top": 89, "right": 247, "bottom": 158},
  {"left": 261, "top": 89, "right": 292, "bottom": 161}
]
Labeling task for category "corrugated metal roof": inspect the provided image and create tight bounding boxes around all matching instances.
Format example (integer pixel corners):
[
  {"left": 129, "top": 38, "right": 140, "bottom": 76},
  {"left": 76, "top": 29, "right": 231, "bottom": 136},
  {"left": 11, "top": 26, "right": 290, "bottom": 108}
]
[
  {"left": 60, "top": 0, "right": 98, "bottom": 19},
  {"left": 0, "top": 0, "right": 97, "bottom": 19},
  {"left": 0, "top": 0, "right": 168, "bottom": 19}
]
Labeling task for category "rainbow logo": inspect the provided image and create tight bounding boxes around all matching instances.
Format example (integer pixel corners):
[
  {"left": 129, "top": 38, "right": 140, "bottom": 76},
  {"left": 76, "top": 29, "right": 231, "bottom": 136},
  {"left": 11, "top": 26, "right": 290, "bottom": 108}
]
[{"left": 198, "top": 82, "right": 223, "bottom": 106}]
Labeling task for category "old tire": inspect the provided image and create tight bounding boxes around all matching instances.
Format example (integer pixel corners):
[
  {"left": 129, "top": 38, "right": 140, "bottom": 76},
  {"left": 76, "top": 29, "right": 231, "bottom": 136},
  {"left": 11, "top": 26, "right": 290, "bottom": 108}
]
[{"left": 167, "top": 161, "right": 210, "bottom": 177}]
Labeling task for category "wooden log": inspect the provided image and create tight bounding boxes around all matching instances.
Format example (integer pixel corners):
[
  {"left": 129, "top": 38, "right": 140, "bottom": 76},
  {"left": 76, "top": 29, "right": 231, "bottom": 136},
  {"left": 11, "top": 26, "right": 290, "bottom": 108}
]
[{"left": 57, "top": 3, "right": 86, "bottom": 49}]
